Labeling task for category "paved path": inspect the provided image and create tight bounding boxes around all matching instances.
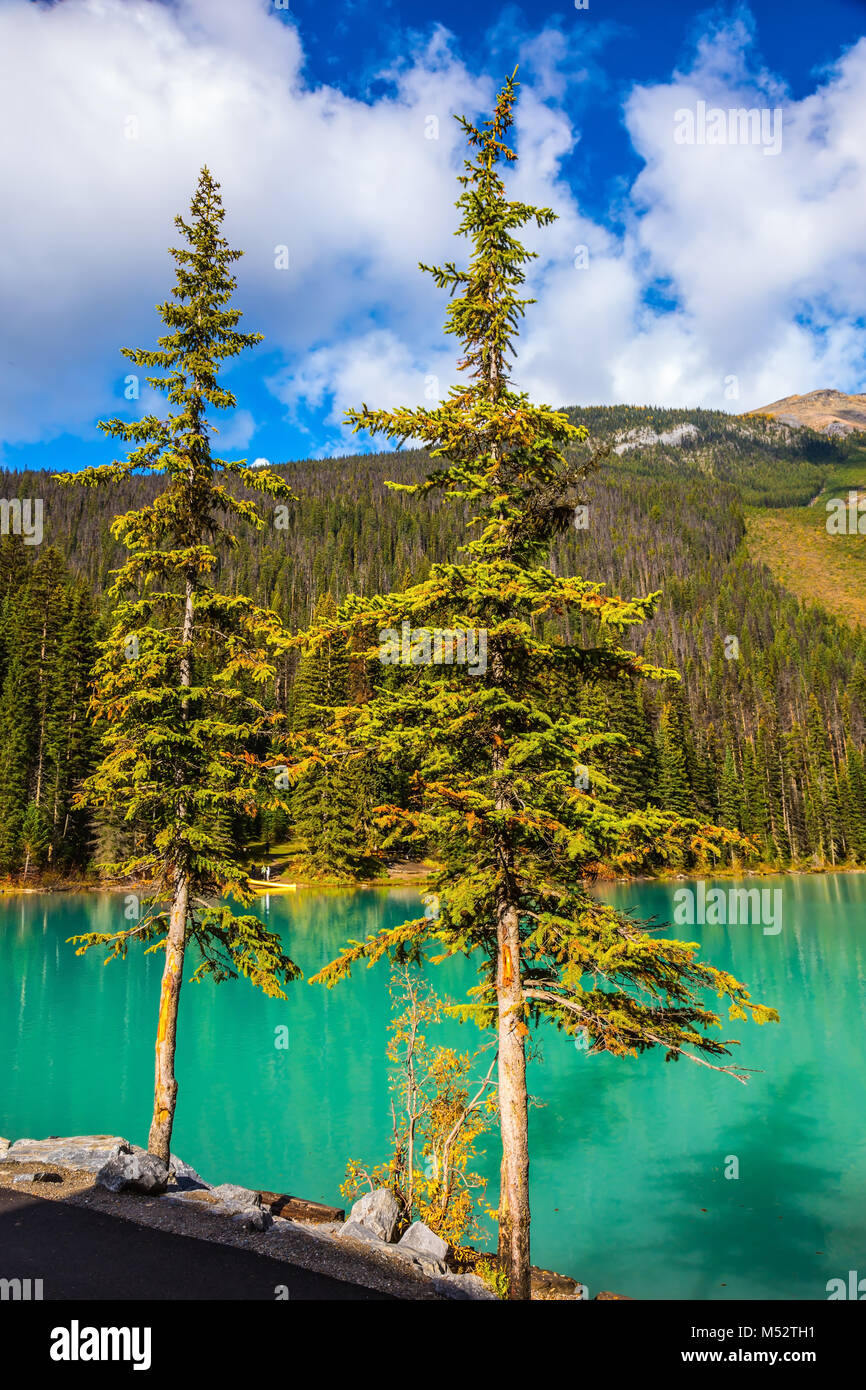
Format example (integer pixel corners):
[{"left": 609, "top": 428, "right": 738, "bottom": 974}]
[{"left": 0, "top": 1188, "right": 394, "bottom": 1301}]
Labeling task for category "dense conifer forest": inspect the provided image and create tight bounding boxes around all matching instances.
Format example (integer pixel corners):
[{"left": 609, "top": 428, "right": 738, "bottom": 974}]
[{"left": 1, "top": 404, "right": 864, "bottom": 879}]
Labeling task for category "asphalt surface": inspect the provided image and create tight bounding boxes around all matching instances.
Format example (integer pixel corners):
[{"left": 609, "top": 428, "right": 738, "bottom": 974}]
[{"left": 0, "top": 1188, "right": 395, "bottom": 1301}]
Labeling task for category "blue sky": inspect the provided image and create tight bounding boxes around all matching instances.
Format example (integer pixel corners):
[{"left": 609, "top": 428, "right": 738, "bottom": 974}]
[{"left": 2, "top": 0, "right": 866, "bottom": 472}]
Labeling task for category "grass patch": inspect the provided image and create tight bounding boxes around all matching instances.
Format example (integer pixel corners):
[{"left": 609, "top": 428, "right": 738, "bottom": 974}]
[{"left": 745, "top": 493, "right": 866, "bottom": 631}]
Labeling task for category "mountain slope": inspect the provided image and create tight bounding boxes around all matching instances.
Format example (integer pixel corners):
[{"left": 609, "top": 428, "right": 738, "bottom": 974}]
[
  {"left": 745, "top": 388, "right": 866, "bottom": 436},
  {"left": 1, "top": 403, "right": 864, "bottom": 873}
]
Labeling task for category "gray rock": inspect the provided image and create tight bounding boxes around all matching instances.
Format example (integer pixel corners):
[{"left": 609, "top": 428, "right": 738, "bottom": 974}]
[
  {"left": 210, "top": 1183, "right": 272, "bottom": 1229},
  {"left": 160, "top": 1189, "right": 224, "bottom": 1209},
  {"left": 397, "top": 1220, "right": 449, "bottom": 1264},
  {"left": 348, "top": 1188, "right": 401, "bottom": 1242},
  {"left": 306, "top": 1220, "right": 343, "bottom": 1237},
  {"left": 168, "top": 1154, "right": 209, "bottom": 1191},
  {"left": 97, "top": 1149, "right": 168, "bottom": 1194},
  {"left": 395, "top": 1248, "right": 448, "bottom": 1275},
  {"left": 5, "top": 1135, "right": 131, "bottom": 1174},
  {"left": 432, "top": 1272, "right": 500, "bottom": 1301},
  {"left": 210, "top": 1183, "right": 262, "bottom": 1211},
  {"left": 161, "top": 1184, "right": 272, "bottom": 1230},
  {"left": 338, "top": 1219, "right": 386, "bottom": 1246},
  {"left": 230, "top": 1206, "right": 273, "bottom": 1232}
]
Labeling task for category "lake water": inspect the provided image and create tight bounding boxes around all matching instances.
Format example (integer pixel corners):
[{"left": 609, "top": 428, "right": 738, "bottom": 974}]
[{"left": 2, "top": 874, "right": 865, "bottom": 1300}]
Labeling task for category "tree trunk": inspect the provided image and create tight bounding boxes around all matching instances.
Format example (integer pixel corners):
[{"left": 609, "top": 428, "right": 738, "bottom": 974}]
[
  {"left": 485, "top": 270, "right": 530, "bottom": 1297},
  {"left": 496, "top": 896, "right": 531, "bottom": 1299},
  {"left": 147, "top": 871, "right": 188, "bottom": 1163},
  {"left": 148, "top": 576, "right": 195, "bottom": 1164}
]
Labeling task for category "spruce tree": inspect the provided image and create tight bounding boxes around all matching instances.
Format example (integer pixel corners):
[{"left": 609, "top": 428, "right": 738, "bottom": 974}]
[
  {"left": 57, "top": 168, "right": 300, "bottom": 1164},
  {"left": 656, "top": 699, "right": 695, "bottom": 818},
  {"left": 290, "top": 592, "right": 379, "bottom": 878},
  {"left": 300, "top": 77, "right": 777, "bottom": 1297},
  {"left": 0, "top": 548, "right": 95, "bottom": 876}
]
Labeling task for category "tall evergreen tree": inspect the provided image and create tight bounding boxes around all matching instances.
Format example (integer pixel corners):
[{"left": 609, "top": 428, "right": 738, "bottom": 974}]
[
  {"left": 58, "top": 169, "right": 300, "bottom": 1164},
  {"left": 301, "top": 77, "right": 777, "bottom": 1297},
  {"left": 656, "top": 699, "right": 694, "bottom": 819},
  {"left": 0, "top": 548, "right": 95, "bottom": 876},
  {"left": 289, "top": 592, "right": 381, "bottom": 878}
]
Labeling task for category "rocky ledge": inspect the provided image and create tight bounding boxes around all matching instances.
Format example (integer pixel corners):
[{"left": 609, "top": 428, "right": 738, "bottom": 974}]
[{"left": 0, "top": 1134, "right": 619, "bottom": 1300}]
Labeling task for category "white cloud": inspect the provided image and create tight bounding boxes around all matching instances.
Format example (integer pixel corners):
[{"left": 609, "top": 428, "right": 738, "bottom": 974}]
[
  {"left": 518, "top": 19, "right": 866, "bottom": 409},
  {"left": 0, "top": 0, "right": 488, "bottom": 446},
  {"left": 211, "top": 409, "right": 257, "bottom": 455},
  {"left": 268, "top": 328, "right": 459, "bottom": 451},
  {"left": 1, "top": 0, "right": 865, "bottom": 451}
]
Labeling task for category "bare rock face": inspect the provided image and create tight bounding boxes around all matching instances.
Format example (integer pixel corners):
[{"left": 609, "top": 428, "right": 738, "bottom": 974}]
[
  {"left": 745, "top": 389, "right": 866, "bottom": 436},
  {"left": 348, "top": 1188, "right": 401, "bottom": 1243},
  {"left": 4, "top": 1135, "right": 131, "bottom": 1174},
  {"left": 97, "top": 1149, "right": 168, "bottom": 1194}
]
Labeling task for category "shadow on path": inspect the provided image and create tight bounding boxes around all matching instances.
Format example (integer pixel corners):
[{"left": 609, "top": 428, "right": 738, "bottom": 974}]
[{"left": 0, "top": 1188, "right": 394, "bottom": 1301}]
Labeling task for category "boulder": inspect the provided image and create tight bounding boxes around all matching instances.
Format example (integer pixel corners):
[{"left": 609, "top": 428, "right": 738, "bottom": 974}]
[
  {"left": 432, "top": 1272, "right": 500, "bottom": 1301},
  {"left": 348, "top": 1188, "right": 401, "bottom": 1243},
  {"left": 162, "top": 1183, "right": 273, "bottom": 1230},
  {"left": 168, "top": 1154, "right": 209, "bottom": 1191},
  {"left": 210, "top": 1183, "right": 262, "bottom": 1210},
  {"left": 209, "top": 1184, "right": 272, "bottom": 1231},
  {"left": 4, "top": 1135, "right": 131, "bottom": 1174},
  {"left": 397, "top": 1220, "right": 448, "bottom": 1263},
  {"left": 231, "top": 1206, "right": 273, "bottom": 1232},
  {"left": 97, "top": 1149, "right": 168, "bottom": 1194}
]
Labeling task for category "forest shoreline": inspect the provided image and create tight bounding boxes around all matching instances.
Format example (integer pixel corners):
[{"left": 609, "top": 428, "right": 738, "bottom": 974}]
[{"left": 3, "top": 860, "right": 865, "bottom": 897}]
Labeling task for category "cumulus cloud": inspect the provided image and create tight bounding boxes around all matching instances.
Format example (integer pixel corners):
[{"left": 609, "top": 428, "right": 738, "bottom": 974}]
[
  {"left": 0, "top": 0, "right": 488, "bottom": 446},
  {"left": 515, "top": 17, "right": 866, "bottom": 410},
  {"left": 267, "top": 329, "right": 459, "bottom": 448},
  {"left": 1, "top": 0, "right": 864, "bottom": 455}
]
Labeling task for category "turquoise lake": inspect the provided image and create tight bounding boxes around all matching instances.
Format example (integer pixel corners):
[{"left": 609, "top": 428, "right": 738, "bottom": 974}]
[{"left": 2, "top": 874, "right": 865, "bottom": 1300}]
